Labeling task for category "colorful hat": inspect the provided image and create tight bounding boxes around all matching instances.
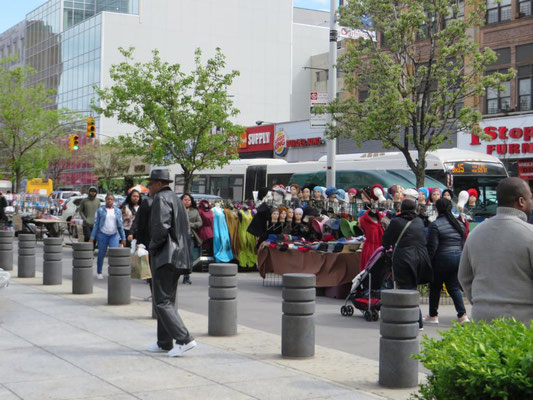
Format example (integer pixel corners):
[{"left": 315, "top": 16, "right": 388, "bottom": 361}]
[
  {"left": 403, "top": 188, "right": 419, "bottom": 201},
  {"left": 313, "top": 186, "right": 324, "bottom": 196},
  {"left": 370, "top": 184, "right": 385, "bottom": 201},
  {"left": 467, "top": 188, "right": 478, "bottom": 200},
  {"left": 340, "top": 218, "right": 359, "bottom": 238},
  {"left": 336, "top": 189, "right": 348, "bottom": 203},
  {"left": 294, "top": 207, "right": 304, "bottom": 215},
  {"left": 325, "top": 218, "right": 340, "bottom": 231},
  {"left": 312, "top": 216, "right": 329, "bottom": 235},
  {"left": 348, "top": 188, "right": 357, "bottom": 196},
  {"left": 325, "top": 186, "right": 338, "bottom": 197},
  {"left": 418, "top": 187, "right": 429, "bottom": 199}
]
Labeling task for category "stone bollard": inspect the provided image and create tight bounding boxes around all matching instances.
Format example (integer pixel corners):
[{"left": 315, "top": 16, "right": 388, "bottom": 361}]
[
  {"left": 72, "top": 242, "right": 94, "bottom": 294},
  {"left": 282, "top": 273, "right": 316, "bottom": 358},
  {"left": 18, "top": 234, "right": 36, "bottom": 278},
  {"left": 108, "top": 247, "right": 131, "bottom": 305},
  {"left": 208, "top": 263, "right": 238, "bottom": 336},
  {"left": 379, "top": 289, "right": 420, "bottom": 388},
  {"left": 0, "top": 231, "right": 14, "bottom": 271},
  {"left": 43, "top": 237, "right": 63, "bottom": 285}
]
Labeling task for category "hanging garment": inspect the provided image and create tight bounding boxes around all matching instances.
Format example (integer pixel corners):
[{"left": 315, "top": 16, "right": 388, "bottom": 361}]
[
  {"left": 198, "top": 200, "right": 214, "bottom": 241},
  {"left": 224, "top": 208, "right": 240, "bottom": 257},
  {"left": 238, "top": 209, "right": 257, "bottom": 268},
  {"left": 213, "top": 206, "right": 233, "bottom": 263},
  {"left": 359, "top": 210, "right": 384, "bottom": 271}
]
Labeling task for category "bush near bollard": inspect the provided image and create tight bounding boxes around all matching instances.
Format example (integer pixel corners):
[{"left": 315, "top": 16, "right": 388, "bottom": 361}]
[
  {"left": 108, "top": 247, "right": 131, "bottom": 305},
  {"left": 282, "top": 273, "right": 316, "bottom": 358},
  {"left": 17, "top": 234, "right": 36, "bottom": 278},
  {"left": 72, "top": 242, "right": 94, "bottom": 294},
  {"left": 379, "top": 289, "right": 420, "bottom": 389},
  {"left": 0, "top": 231, "right": 14, "bottom": 271},
  {"left": 43, "top": 237, "right": 63, "bottom": 285},
  {"left": 208, "top": 263, "right": 238, "bottom": 336}
]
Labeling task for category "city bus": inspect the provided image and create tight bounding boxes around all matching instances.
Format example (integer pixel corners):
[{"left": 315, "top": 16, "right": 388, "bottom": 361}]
[{"left": 168, "top": 148, "right": 507, "bottom": 210}]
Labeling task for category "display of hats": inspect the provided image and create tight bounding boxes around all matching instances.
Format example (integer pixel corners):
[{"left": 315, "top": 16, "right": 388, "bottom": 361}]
[
  {"left": 467, "top": 188, "right": 478, "bottom": 200},
  {"left": 325, "top": 186, "right": 338, "bottom": 197},
  {"left": 312, "top": 216, "right": 329, "bottom": 234},
  {"left": 370, "top": 184, "right": 385, "bottom": 201},
  {"left": 340, "top": 218, "right": 359, "bottom": 238}
]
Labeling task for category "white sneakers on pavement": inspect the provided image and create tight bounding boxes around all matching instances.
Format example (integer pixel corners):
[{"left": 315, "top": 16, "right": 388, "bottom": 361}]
[
  {"left": 457, "top": 315, "right": 470, "bottom": 324},
  {"left": 145, "top": 343, "right": 168, "bottom": 353},
  {"left": 423, "top": 316, "right": 439, "bottom": 324},
  {"left": 168, "top": 340, "right": 197, "bottom": 357},
  {"left": 97, "top": 273, "right": 104, "bottom": 280}
]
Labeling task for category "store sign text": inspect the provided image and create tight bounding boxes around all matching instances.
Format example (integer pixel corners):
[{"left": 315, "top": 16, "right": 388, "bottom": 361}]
[{"left": 470, "top": 125, "right": 533, "bottom": 155}]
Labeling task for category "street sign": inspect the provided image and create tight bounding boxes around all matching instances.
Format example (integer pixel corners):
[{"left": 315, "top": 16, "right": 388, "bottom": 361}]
[{"left": 310, "top": 92, "right": 328, "bottom": 128}]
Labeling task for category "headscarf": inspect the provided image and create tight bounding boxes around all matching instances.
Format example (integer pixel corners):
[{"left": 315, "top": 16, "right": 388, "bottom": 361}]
[
  {"left": 467, "top": 188, "right": 478, "bottom": 200},
  {"left": 418, "top": 187, "right": 429, "bottom": 199},
  {"left": 313, "top": 186, "right": 324, "bottom": 197}
]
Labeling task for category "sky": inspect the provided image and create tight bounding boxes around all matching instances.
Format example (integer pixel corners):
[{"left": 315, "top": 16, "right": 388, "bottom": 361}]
[{"left": 0, "top": 1, "right": 329, "bottom": 33}]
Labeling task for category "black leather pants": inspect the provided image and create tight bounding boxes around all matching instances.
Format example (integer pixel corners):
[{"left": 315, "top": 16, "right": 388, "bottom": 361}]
[{"left": 152, "top": 264, "right": 194, "bottom": 349}]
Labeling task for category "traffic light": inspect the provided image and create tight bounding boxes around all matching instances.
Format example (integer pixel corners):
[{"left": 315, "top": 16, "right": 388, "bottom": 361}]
[
  {"left": 86, "top": 116, "right": 96, "bottom": 138},
  {"left": 68, "top": 135, "right": 74, "bottom": 151},
  {"left": 72, "top": 134, "right": 80, "bottom": 151}
]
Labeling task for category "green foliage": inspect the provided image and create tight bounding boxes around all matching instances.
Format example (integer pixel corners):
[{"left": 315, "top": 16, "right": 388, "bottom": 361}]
[
  {"left": 327, "top": 0, "right": 515, "bottom": 187},
  {"left": 0, "top": 56, "right": 75, "bottom": 192},
  {"left": 94, "top": 47, "right": 244, "bottom": 192},
  {"left": 413, "top": 318, "right": 533, "bottom": 400}
]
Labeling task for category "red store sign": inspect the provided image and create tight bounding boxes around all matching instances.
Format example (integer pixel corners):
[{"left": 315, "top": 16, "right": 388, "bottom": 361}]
[
  {"left": 457, "top": 115, "right": 533, "bottom": 160},
  {"left": 238, "top": 125, "right": 274, "bottom": 153},
  {"left": 518, "top": 160, "right": 533, "bottom": 180}
]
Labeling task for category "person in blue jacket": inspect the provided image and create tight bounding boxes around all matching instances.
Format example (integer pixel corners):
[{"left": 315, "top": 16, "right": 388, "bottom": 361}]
[{"left": 89, "top": 193, "right": 126, "bottom": 279}]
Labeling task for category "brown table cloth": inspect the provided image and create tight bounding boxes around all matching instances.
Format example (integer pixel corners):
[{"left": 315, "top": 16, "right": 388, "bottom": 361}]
[{"left": 257, "top": 242, "right": 361, "bottom": 287}]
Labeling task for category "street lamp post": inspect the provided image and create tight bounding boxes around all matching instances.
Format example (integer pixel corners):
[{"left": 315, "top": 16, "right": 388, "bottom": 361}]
[{"left": 326, "top": 0, "right": 339, "bottom": 188}]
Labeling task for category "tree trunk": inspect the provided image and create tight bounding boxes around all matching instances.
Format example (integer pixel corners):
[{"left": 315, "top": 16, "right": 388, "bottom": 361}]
[
  {"left": 415, "top": 151, "right": 426, "bottom": 189},
  {"left": 183, "top": 171, "right": 192, "bottom": 194}
]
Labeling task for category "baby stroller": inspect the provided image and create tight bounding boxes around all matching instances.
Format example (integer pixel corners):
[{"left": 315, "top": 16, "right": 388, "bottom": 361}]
[{"left": 340, "top": 246, "right": 392, "bottom": 321}]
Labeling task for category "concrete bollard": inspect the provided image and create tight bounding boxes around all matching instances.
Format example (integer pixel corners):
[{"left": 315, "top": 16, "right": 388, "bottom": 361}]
[
  {"left": 281, "top": 273, "right": 316, "bottom": 358},
  {"left": 43, "top": 237, "right": 63, "bottom": 285},
  {"left": 17, "top": 234, "right": 36, "bottom": 278},
  {"left": 72, "top": 242, "right": 94, "bottom": 294},
  {"left": 208, "top": 263, "right": 238, "bottom": 336},
  {"left": 379, "top": 289, "right": 420, "bottom": 388},
  {"left": 0, "top": 231, "right": 14, "bottom": 271},
  {"left": 107, "top": 247, "right": 131, "bottom": 305}
]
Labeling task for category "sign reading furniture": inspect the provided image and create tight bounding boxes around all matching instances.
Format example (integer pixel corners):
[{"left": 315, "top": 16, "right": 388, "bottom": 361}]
[{"left": 458, "top": 115, "right": 533, "bottom": 159}]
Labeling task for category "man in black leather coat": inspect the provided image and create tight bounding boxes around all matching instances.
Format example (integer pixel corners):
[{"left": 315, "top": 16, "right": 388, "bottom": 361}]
[{"left": 145, "top": 169, "right": 196, "bottom": 357}]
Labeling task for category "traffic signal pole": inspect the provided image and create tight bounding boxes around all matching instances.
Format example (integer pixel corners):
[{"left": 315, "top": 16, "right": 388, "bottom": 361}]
[{"left": 326, "top": 0, "right": 339, "bottom": 188}]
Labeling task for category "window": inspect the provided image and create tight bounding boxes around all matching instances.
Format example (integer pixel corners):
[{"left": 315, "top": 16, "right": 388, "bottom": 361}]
[
  {"left": 519, "top": 0, "right": 532, "bottom": 16},
  {"left": 315, "top": 70, "right": 328, "bottom": 82},
  {"left": 359, "top": 90, "right": 369, "bottom": 102},
  {"left": 487, "top": 0, "right": 511, "bottom": 24},
  {"left": 518, "top": 65, "right": 533, "bottom": 111},
  {"left": 445, "top": 0, "right": 465, "bottom": 27},
  {"left": 486, "top": 69, "right": 511, "bottom": 114}
]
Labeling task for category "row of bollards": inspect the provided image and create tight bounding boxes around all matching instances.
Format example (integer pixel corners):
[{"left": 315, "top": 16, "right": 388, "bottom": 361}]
[{"left": 2, "top": 233, "right": 419, "bottom": 387}]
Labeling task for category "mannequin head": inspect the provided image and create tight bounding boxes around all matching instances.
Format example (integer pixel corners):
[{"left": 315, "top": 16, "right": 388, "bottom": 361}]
[
  {"left": 287, "top": 208, "right": 294, "bottom": 221},
  {"left": 290, "top": 184, "right": 300, "bottom": 198},
  {"left": 279, "top": 206, "right": 287, "bottom": 222},
  {"left": 294, "top": 208, "right": 303, "bottom": 223},
  {"left": 302, "top": 186, "right": 311, "bottom": 200},
  {"left": 430, "top": 188, "right": 441, "bottom": 203},
  {"left": 271, "top": 208, "right": 279, "bottom": 223},
  {"left": 467, "top": 188, "right": 478, "bottom": 206},
  {"left": 313, "top": 186, "right": 324, "bottom": 200}
]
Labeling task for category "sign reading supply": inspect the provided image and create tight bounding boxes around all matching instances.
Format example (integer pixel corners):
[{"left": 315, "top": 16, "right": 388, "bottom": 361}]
[
  {"left": 238, "top": 125, "right": 274, "bottom": 153},
  {"left": 310, "top": 92, "right": 329, "bottom": 128}
]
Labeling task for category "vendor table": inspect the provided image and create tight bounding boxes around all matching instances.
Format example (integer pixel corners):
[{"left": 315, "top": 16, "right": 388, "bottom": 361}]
[
  {"left": 32, "top": 219, "right": 69, "bottom": 238},
  {"left": 257, "top": 242, "right": 361, "bottom": 287}
]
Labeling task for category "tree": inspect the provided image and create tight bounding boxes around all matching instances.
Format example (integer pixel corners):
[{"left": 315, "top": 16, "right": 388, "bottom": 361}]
[
  {"left": 94, "top": 47, "right": 244, "bottom": 193},
  {"left": 0, "top": 57, "right": 74, "bottom": 192},
  {"left": 79, "top": 138, "right": 131, "bottom": 192},
  {"left": 44, "top": 144, "right": 74, "bottom": 185},
  {"left": 326, "top": 0, "right": 514, "bottom": 187}
]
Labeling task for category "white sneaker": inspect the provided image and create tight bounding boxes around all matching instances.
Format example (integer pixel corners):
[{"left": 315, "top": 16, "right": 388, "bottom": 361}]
[
  {"left": 423, "top": 316, "right": 439, "bottom": 324},
  {"left": 457, "top": 315, "right": 470, "bottom": 324},
  {"left": 145, "top": 342, "right": 167, "bottom": 353},
  {"left": 97, "top": 274, "right": 104, "bottom": 280},
  {"left": 168, "top": 340, "right": 197, "bottom": 357}
]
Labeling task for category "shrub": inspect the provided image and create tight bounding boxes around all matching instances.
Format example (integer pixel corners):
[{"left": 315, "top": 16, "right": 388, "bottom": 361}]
[{"left": 412, "top": 318, "right": 533, "bottom": 400}]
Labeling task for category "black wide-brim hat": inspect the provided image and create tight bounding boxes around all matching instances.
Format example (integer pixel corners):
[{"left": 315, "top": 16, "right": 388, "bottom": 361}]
[{"left": 147, "top": 169, "right": 173, "bottom": 183}]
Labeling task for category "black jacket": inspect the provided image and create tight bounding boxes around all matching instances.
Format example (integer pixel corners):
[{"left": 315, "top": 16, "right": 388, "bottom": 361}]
[
  {"left": 382, "top": 215, "right": 432, "bottom": 287},
  {"left": 149, "top": 187, "right": 192, "bottom": 271},
  {"left": 426, "top": 216, "right": 464, "bottom": 260},
  {"left": 131, "top": 196, "right": 153, "bottom": 248}
]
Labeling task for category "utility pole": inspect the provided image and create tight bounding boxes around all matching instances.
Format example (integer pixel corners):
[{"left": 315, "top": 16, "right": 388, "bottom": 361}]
[{"left": 326, "top": 0, "right": 339, "bottom": 188}]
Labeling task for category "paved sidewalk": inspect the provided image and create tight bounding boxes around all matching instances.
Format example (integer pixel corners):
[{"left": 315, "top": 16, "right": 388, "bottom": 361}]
[{"left": 0, "top": 269, "right": 423, "bottom": 400}]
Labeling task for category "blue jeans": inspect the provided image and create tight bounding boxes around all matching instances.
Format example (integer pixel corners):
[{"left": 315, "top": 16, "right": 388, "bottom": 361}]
[
  {"left": 429, "top": 250, "right": 466, "bottom": 318},
  {"left": 96, "top": 231, "right": 119, "bottom": 274}
]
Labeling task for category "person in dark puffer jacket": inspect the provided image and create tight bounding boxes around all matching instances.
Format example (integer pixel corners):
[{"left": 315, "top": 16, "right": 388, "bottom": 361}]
[{"left": 424, "top": 198, "right": 469, "bottom": 325}]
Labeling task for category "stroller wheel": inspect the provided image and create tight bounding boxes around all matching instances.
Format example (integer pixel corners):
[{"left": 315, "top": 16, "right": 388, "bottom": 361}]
[
  {"left": 364, "top": 310, "right": 372, "bottom": 321},
  {"left": 346, "top": 305, "right": 354, "bottom": 316},
  {"left": 372, "top": 310, "right": 379, "bottom": 321},
  {"left": 340, "top": 306, "right": 349, "bottom": 316}
]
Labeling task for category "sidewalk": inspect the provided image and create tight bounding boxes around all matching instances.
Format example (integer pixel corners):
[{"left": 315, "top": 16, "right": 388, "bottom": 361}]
[{"left": 0, "top": 268, "right": 424, "bottom": 400}]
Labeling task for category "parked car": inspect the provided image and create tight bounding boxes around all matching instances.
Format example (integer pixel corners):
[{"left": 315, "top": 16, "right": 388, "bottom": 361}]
[
  {"left": 61, "top": 194, "right": 105, "bottom": 236},
  {"left": 51, "top": 190, "right": 81, "bottom": 209}
]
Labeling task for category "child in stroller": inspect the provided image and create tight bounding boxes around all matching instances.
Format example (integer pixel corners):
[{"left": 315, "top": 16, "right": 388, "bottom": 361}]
[{"left": 340, "top": 246, "right": 392, "bottom": 321}]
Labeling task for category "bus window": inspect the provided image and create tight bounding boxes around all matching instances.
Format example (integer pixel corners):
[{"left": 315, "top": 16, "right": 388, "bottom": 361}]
[
  {"left": 209, "top": 175, "right": 244, "bottom": 202},
  {"left": 245, "top": 165, "right": 266, "bottom": 201},
  {"left": 267, "top": 173, "right": 292, "bottom": 189},
  {"left": 191, "top": 176, "right": 207, "bottom": 194}
]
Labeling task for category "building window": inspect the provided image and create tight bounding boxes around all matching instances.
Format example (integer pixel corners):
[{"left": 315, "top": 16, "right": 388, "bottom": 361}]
[
  {"left": 315, "top": 70, "right": 328, "bottom": 82},
  {"left": 486, "top": 69, "right": 511, "bottom": 114},
  {"left": 444, "top": 0, "right": 465, "bottom": 27},
  {"left": 359, "top": 90, "right": 369, "bottom": 102},
  {"left": 519, "top": 0, "right": 532, "bottom": 16},
  {"left": 486, "top": 0, "right": 511, "bottom": 24},
  {"left": 518, "top": 65, "right": 533, "bottom": 111}
]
